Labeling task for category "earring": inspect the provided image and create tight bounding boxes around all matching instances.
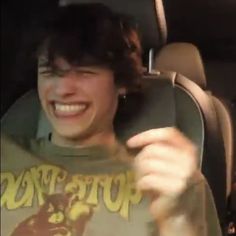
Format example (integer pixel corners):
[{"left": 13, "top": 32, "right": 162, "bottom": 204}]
[
  {"left": 118, "top": 87, "right": 127, "bottom": 100},
  {"left": 118, "top": 93, "right": 127, "bottom": 102}
]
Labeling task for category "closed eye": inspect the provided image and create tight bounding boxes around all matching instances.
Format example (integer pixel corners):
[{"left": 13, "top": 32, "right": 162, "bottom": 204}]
[
  {"left": 39, "top": 67, "right": 67, "bottom": 77},
  {"left": 39, "top": 69, "right": 53, "bottom": 75},
  {"left": 75, "top": 69, "right": 98, "bottom": 76}
]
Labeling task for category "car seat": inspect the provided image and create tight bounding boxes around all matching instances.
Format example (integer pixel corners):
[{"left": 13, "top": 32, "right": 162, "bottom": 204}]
[{"left": 154, "top": 42, "right": 234, "bottom": 234}]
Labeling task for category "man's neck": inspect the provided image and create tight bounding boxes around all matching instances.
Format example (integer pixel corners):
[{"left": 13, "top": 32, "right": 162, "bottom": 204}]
[{"left": 51, "top": 130, "right": 118, "bottom": 149}]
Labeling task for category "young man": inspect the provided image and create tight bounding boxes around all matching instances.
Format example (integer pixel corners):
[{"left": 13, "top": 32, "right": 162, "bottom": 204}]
[{"left": 1, "top": 3, "right": 222, "bottom": 236}]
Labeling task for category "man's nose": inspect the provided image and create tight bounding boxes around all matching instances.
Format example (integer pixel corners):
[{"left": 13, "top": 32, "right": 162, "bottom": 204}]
[{"left": 54, "top": 72, "right": 79, "bottom": 96}]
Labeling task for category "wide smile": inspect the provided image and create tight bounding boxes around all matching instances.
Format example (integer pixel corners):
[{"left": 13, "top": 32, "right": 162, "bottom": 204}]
[{"left": 52, "top": 102, "right": 89, "bottom": 118}]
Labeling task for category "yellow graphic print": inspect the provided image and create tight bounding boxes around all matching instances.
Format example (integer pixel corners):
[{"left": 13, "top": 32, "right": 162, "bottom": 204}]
[
  {"left": 1, "top": 164, "right": 143, "bottom": 220},
  {"left": 1, "top": 165, "right": 67, "bottom": 209},
  {"left": 10, "top": 193, "right": 94, "bottom": 236}
]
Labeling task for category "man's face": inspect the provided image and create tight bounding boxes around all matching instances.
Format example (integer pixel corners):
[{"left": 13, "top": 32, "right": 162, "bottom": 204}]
[{"left": 38, "top": 57, "right": 121, "bottom": 144}]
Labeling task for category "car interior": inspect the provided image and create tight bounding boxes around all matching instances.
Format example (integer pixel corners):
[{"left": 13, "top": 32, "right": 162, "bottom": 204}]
[{"left": 1, "top": 0, "right": 236, "bottom": 235}]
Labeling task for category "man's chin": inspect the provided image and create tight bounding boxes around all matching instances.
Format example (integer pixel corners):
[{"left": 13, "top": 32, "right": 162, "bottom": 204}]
[
  {"left": 51, "top": 128, "right": 88, "bottom": 145},
  {"left": 51, "top": 125, "right": 115, "bottom": 147}
]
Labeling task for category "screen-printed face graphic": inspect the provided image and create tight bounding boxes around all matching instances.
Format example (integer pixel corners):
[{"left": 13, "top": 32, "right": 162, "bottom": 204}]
[{"left": 11, "top": 193, "right": 94, "bottom": 236}]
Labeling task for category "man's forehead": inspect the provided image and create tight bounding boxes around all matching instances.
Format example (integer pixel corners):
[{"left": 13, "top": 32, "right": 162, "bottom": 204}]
[
  {"left": 38, "top": 54, "right": 110, "bottom": 70},
  {"left": 38, "top": 55, "right": 48, "bottom": 67},
  {"left": 37, "top": 56, "right": 111, "bottom": 73},
  {"left": 38, "top": 56, "right": 71, "bottom": 70}
]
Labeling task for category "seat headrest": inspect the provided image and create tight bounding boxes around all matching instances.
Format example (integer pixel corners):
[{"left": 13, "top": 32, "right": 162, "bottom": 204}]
[
  {"left": 154, "top": 43, "right": 207, "bottom": 89},
  {"left": 59, "top": 0, "right": 167, "bottom": 51}
]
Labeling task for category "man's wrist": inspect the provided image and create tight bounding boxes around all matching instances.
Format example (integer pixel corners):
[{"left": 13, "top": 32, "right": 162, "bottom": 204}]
[{"left": 156, "top": 213, "right": 196, "bottom": 236}]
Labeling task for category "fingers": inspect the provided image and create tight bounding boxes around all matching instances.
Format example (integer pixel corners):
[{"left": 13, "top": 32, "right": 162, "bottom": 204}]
[
  {"left": 127, "top": 127, "right": 199, "bottom": 221},
  {"left": 127, "top": 127, "right": 194, "bottom": 152},
  {"left": 129, "top": 127, "right": 198, "bottom": 199},
  {"left": 136, "top": 174, "right": 188, "bottom": 196},
  {"left": 134, "top": 144, "right": 197, "bottom": 197},
  {"left": 134, "top": 143, "right": 197, "bottom": 180}
]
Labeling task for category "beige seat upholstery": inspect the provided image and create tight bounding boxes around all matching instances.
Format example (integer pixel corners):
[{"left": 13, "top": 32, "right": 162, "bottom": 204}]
[
  {"left": 155, "top": 42, "right": 207, "bottom": 89},
  {"left": 154, "top": 42, "right": 234, "bottom": 198},
  {"left": 212, "top": 97, "right": 234, "bottom": 197}
]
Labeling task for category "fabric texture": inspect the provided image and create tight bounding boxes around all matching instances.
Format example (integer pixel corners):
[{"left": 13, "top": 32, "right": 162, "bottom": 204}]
[{"left": 1, "top": 134, "right": 222, "bottom": 236}]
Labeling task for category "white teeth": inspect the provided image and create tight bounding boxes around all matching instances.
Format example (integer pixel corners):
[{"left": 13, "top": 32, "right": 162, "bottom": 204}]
[{"left": 55, "top": 103, "right": 86, "bottom": 113}]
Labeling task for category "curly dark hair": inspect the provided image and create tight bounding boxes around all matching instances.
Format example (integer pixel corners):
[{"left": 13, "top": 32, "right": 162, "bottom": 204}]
[{"left": 37, "top": 3, "right": 143, "bottom": 90}]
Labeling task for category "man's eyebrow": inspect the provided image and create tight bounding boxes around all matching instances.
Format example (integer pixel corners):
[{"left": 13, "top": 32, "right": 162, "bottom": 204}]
[
  {"left": 75, "top": 68, "right": 99, "bottom": 74},
  {"left": 38, "top": 64, "right": 48, "bottom": 69},
  {"left": 38, "top": 60, "right": 49, "bottom": 67}
]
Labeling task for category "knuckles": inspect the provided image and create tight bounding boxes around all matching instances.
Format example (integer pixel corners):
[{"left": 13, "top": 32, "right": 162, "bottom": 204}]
[{"left": 133, "top": 128, "right": 198, "bottom": 196}]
